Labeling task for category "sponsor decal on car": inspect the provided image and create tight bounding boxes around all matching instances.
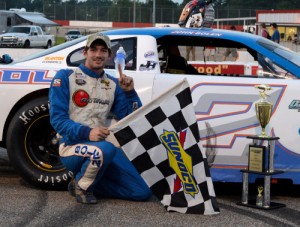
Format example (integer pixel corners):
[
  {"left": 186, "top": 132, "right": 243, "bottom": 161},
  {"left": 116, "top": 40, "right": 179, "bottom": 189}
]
[
  {"left": 171, "top": 30, "right": 223, "bottom": 37},
  {"left": 289, "top": 100, "right": 300, "bottom": 112},
  {"left": 144, "top": 51, "right": 156, "bottom": 58},
  {"left": 191, "top": 63, "right": 258, "bottom": 76},
  {"left": 139, "top": 61, "right": 157, "bottom": 71},
  {"left": 42, "top": 56, "right": 65, "bottom": 64},
  {"left": 0, "top": 69, "right": 53, "bottom": 84}
]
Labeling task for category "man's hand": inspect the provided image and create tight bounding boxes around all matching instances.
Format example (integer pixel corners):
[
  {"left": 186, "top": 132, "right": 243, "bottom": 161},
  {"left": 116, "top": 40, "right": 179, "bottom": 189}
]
[
  {"left": 119, "top": 74, "right": 134, "bottom": 92},
  {"left": 89, "top": 126, "right": 110, "bottom": 141}
]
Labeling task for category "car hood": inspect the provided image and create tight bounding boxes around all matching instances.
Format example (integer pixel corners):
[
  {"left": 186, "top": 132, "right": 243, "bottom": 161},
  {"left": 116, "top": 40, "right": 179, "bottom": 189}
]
[
  {"left": 67, "top": 34, "right": 81, "bottom": 37},
  {"left": 0, "top": 33, "right": 28, "bottom": 37}
]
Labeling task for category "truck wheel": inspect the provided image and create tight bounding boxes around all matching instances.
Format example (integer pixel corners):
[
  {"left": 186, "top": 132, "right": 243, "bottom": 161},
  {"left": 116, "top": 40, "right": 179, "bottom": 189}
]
[
  {"left": 45, "top": 41, "right": 52, "bottom": 49},
  {"left": 23, "top": 40, "right": 30, "bottom": 48},
  {"left": 6, "top": 97, "right": 73, "bottom": 190}
]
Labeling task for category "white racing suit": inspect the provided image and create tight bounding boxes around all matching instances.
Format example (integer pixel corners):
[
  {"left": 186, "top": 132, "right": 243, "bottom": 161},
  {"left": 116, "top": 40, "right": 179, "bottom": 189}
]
[{"left": 49, "top": 64, "right": 151, "bottom": 200}]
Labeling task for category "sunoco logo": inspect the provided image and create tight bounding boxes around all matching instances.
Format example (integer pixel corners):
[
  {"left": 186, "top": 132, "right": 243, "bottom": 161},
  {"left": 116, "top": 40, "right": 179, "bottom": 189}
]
[{"left": 160, "top": 130, "right": 199, "bottom": 197}]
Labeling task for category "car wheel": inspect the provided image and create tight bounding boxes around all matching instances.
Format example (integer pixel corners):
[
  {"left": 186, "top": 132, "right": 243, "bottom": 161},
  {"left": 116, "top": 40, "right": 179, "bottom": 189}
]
[
  {"left": 45, "top": 41, "right": 52, "bottom": 49},
  {"left": 23, "top": 40, "right": 30, "bottom": 48},
  {"left": 6, "top": 97, "right": 73, "bottom": 190}
]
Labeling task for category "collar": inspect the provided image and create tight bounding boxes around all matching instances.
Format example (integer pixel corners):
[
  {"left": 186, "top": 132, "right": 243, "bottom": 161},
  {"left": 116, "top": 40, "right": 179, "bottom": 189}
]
[{"left": 79, "top": 63, "right": 105, "bottom": 79}]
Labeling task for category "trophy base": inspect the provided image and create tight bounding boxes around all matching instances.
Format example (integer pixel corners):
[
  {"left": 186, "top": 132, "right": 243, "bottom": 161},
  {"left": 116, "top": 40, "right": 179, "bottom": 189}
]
[
  {"left": 247, "top": 135, "right": 280, "bottom": 141},
  {"left": 257, "top": 134, "right": 271, "bottom": 139},
  {"left": 237, "top": 200, "right": 285, "bottom": 210}
]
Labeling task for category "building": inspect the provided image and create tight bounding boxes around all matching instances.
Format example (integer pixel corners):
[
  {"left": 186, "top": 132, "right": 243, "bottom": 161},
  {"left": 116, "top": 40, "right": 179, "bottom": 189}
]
[
  {"left": 256, "top": 10, "right": 300, "bottom": 42},
  {"left": 0, "top": 8, "right": 58, "bottom": 33}
]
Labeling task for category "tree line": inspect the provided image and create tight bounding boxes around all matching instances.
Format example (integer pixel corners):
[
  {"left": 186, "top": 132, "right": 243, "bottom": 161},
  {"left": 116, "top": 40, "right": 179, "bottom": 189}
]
[{"left": 0, "top": 0, "right": 299, "bottom": 24}]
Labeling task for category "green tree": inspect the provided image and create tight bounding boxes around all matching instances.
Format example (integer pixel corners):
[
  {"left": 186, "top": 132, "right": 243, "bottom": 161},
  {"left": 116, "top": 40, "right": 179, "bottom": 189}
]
[{"left": 222, "top": 0, "right": 300, "bottom": 9}]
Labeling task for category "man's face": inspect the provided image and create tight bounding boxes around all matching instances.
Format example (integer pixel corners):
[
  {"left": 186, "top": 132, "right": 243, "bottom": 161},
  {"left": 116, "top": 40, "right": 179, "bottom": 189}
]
[{"left": 83, "top": 42, "right": 110, "bottom": 72}]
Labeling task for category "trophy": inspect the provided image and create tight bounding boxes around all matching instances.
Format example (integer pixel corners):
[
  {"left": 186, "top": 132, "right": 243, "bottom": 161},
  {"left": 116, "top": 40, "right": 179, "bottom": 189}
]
[
  {"left": 256, "top": 185, "right": 264, "bottom": 206},
  {"left": 255, "top": 84, "right": 273, "bottom": 138}
]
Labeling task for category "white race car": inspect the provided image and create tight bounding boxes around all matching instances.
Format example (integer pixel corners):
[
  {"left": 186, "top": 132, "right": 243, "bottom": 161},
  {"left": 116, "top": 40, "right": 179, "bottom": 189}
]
[{"left": 1, "top": 27, "right": 300, "bottom": 189}]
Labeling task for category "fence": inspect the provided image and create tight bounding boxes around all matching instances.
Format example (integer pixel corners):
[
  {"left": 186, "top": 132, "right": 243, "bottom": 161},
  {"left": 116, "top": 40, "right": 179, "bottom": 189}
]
[
  {"left": 0, "top": 1, "right": 258, "bottom": 26},
  {"left": 40, "top": 3, "right": 257, "bottom": 26}
]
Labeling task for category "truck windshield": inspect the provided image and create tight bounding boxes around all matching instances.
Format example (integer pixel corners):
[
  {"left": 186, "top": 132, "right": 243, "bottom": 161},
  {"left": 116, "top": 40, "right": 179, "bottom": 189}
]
[
  {"left": 7, "top": 27, "right": 30, "bottom": 34},
  {"left": 68, "top": 31, "right": 80, "bottom": 35}
]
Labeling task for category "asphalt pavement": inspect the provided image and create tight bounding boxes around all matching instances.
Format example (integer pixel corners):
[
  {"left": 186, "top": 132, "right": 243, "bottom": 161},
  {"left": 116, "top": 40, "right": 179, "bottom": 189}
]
[{"left": 1, "top": 147, "right": 300, "bottom": 227}]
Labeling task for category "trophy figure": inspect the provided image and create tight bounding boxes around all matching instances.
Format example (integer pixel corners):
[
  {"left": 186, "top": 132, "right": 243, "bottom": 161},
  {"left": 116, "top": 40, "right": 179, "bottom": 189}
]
[
  {"left": 256, "top": 185, "right": 264, "bottom": 206},
  {"left": 255, "top": 85, "right": 273, "bottom": 138}
]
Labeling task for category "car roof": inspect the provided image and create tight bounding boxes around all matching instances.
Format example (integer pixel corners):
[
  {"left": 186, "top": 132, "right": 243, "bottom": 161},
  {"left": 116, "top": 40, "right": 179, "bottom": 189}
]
[{"left": 104, "top": 27, "right": 260, "bottom": 42}]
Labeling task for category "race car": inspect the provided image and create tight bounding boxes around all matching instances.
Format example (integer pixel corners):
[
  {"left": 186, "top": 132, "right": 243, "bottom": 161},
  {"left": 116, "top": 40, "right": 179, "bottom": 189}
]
[{"left": 1, "top": 26, "right": 300, "bottom": 190}]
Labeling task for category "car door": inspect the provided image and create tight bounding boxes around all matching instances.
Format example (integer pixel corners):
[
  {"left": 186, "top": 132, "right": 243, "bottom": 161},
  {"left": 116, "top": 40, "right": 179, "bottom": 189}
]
[
  {"left": 151, "top": 34, "right": 300, "bottom": 184},
  {"left": 29, "top": 27, "right": 38, "bottom": 47},
  {"left": 36, "top": 26, "right": 45, "bottom": 47}
]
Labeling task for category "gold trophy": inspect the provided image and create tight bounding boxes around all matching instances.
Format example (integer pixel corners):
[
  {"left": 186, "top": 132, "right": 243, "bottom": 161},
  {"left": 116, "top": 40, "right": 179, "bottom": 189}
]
[{"left": 255, "top": 85, "right": 273, "bottom": 138}]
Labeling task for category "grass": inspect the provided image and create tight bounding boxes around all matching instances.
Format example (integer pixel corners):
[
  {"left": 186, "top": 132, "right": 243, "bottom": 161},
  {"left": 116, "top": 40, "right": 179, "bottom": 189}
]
[{"left": 55, "top": 36, "right": 65, "bottom": 46}]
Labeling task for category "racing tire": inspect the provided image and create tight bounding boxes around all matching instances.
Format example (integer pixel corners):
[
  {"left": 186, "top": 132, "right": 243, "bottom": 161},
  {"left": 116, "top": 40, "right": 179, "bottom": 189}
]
[
  {"left": 23, "top": 40, "right": 30, "bottom": 48},
  {"left": 45, "top": 41, "right": 52, "bottom": 49},
  {"left": 6, "top": 97, "right": 72, "bottom": 190}
]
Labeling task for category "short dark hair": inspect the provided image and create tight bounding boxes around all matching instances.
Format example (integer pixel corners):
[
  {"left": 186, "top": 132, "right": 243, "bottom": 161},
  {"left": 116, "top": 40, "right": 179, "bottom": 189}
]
[
  {"left": 83, "top": 40, "right": 112, "bottom": 55},
  {"left": 261, "top": 23, "right": 266, "bottom": 28},
  {"left": 271, "top": 23, "right": 278, "bottom": 28}
]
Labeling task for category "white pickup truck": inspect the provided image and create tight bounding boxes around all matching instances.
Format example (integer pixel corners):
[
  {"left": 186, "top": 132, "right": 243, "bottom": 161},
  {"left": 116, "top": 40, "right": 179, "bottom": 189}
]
[{"left": 0, "top": 25, "right": 55, "bottom": 48}]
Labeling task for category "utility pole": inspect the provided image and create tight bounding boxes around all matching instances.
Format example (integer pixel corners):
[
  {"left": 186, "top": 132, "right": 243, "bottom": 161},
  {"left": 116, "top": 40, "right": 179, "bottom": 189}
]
[
  {"left": 153, "top": 0, "right": 156, "bottom": 27},
  {"left": 133, "top": 0, "right": 136, "bottom": 27}
]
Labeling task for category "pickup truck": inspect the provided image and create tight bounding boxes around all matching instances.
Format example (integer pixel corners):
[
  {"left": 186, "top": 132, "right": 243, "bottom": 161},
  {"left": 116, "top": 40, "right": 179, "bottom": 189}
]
[
  {"left": 0, "top": 27, "right": 300, "bottom": 190},
  {"left": 0, "top": 25, "right": 55, "bottom": 48}
]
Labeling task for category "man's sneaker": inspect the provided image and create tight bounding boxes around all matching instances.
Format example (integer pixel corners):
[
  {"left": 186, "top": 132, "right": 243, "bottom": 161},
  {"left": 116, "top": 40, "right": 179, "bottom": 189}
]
[
  {"left": 75, "top": 183, "right": 97, "bottom": 204},
  {"left": 68, "top": 178, "right": 75, "bottom": 197}
]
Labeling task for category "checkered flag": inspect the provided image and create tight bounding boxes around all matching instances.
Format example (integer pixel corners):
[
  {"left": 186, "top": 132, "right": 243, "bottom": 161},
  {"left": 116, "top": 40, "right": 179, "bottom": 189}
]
[{"left": 109, "top": 79, "right": 219, "bottom": 215}]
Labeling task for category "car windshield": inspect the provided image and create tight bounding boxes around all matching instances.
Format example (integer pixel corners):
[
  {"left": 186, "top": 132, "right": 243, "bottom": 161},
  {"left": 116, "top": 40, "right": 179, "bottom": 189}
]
[
  {"left": 256, "top": 39, "right": 300, "bottom": 79},
  {"left": 7, "top": 27, "right": 30, "bottom": 34},
  {"left": 257, "top": 38, "right": 300, "bottom": 67},
  {"left": 256, "top": 54, "right": 296, "bottom": 79}
]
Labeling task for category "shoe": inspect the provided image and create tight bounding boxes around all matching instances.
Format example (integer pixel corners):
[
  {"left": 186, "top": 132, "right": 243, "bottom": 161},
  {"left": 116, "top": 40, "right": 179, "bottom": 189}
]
[
  {"left": 68, "top": 178, "right": 75, "bottom": 197},
  {"left": 75, "top": 182, "right": 97, "bottom": 204}
]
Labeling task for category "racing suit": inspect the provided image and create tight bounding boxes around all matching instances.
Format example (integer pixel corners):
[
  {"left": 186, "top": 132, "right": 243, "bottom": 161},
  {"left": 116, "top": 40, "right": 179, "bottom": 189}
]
[
  {"left": 186, "top": 12, "right": 203, "bottom": 28},
  {"left": 49, "top": 64, "right": 151, "bottom": 201}
]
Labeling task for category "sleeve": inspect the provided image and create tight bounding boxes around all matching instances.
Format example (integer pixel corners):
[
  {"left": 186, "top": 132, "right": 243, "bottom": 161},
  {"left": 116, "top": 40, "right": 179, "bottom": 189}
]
[
  {"left": 49, "top": 69, "right": 91, "bottom": 142},
  {"left": 110, "top": 78, "right": 142, "bottom": 120}
]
